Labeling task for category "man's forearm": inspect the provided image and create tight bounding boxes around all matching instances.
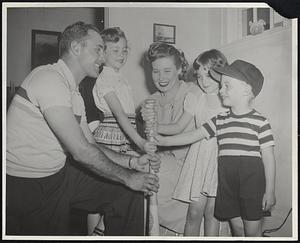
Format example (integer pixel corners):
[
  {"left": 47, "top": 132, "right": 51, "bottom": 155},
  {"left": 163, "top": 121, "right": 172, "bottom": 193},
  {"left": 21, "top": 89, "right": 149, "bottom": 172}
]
[
  {"left": 43, "top": 106, "right": 136, "bottom": 187},
  {"left": 76, "top": 143, "right": 133, "bottom": 186},
  {"left": 95, "top": 143, "right": 135, "bottom": 168}
]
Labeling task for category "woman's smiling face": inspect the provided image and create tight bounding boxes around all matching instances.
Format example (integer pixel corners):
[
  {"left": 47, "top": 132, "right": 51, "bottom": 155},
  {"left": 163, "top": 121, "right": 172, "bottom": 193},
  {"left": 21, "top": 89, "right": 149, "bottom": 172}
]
[{"left": 151, "top": 56, "right": 181, "bottom": 93}]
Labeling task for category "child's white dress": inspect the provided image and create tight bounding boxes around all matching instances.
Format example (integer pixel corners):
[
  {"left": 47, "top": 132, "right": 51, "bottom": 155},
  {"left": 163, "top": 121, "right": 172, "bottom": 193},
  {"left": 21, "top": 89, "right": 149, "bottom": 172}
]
[
  {"left": 92, "top": 66, "right": 137, "bottom": 153},
  {"left": 173, "top": 93, "right": 227, "bottom": 201}
]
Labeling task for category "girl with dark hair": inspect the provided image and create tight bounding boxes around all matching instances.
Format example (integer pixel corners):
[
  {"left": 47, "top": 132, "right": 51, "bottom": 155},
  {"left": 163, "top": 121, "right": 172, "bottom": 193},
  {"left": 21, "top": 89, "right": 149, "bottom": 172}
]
[{"left": 173, "top": 49, "right": 229, "bottom": 236}]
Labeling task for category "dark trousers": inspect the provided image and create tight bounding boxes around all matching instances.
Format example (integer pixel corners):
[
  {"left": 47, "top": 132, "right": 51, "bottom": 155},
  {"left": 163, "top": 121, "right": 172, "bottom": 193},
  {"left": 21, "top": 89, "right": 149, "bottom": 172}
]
[{"left": 6, "top": 158, "right": 144, "bottom": 235}]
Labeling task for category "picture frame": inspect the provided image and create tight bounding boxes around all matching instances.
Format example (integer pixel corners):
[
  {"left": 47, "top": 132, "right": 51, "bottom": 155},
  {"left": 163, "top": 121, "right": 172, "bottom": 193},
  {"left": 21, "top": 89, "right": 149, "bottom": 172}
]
[
  {"left": 31, "top": 30, "right": 61, "bottom": 70},
  {"left": 153, "top": 23, "right": 176, "bottom": 44}
]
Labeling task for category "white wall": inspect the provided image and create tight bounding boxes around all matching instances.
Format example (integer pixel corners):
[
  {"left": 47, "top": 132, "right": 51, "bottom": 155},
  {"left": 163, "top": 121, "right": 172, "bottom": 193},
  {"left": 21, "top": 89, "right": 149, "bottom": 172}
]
[
  {"left": 107, "top": 7, "right": 222, "bottom": 107},
  {"left": 6, "top": 8, "right": 97, "bottom": 87}
]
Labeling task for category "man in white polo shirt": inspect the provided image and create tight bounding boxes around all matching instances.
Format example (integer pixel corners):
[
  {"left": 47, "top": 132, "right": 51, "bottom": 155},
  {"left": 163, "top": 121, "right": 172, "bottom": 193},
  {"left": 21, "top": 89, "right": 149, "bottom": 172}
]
[{"left": 6, "top": 21, "right": 159, "bottom": 236}]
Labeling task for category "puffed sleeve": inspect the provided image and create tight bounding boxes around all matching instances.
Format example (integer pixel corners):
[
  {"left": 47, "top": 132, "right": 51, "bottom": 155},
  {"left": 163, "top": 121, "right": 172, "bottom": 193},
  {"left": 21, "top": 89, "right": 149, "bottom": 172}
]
[
  {"left": 92, "top": 72, "right": 117, "bottom": 113},
  {"left": 94, "top": 73, "right": 116, "bottom": 99},
  {"left": 183, "top": 91, "right": 198, "bottom": 116}
]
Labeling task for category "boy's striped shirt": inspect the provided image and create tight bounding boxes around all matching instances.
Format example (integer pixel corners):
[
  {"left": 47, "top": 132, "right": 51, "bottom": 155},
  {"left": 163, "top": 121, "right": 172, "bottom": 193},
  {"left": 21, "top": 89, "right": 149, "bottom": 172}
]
[{"left": 203, "top": 109, "right": 275, "bottom": 158}]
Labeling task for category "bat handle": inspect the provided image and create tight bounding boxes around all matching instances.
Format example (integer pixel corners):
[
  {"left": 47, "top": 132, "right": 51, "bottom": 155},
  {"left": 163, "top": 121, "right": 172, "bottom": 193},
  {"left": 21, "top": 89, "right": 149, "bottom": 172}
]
[{"left": 147, "top": 136, "right": 159, "bottom": 236}]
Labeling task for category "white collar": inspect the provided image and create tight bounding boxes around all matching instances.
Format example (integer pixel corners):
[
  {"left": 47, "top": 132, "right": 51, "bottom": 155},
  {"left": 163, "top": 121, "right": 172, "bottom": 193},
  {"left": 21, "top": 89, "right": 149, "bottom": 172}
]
[
  {"left": 57, "top": 59, "right": 78, "bottom": 92},
  {"left": 102, "top": 66, "right": 121, "bottom": 76}
]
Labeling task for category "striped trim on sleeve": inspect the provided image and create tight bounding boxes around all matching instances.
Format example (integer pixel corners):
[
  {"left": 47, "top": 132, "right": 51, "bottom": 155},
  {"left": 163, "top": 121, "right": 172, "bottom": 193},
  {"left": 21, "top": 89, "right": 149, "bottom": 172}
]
[{"left": 202, "top": 115, "right": 218, "bottom": 138}]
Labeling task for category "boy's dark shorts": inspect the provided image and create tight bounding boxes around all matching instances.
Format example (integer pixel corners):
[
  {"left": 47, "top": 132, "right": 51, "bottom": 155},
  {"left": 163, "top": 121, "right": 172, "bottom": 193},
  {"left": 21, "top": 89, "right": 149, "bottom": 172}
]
[{"left": 215, "top": 156, "right": 266, "bottom": 221}]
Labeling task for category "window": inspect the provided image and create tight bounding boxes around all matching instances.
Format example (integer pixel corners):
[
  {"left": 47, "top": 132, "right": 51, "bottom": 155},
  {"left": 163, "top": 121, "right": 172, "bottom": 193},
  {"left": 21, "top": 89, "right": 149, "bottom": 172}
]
[
  {"left": 220, "top": 7, "right": 291, "bottom": 45},
  {"left": 241, "top": 8, "right": 289, "bottom": 37}
]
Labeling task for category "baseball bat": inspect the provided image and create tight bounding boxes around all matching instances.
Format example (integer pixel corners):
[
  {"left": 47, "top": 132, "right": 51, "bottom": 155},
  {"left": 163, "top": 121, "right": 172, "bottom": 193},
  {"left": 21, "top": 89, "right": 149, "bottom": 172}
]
[{"left": 144, "top": 99, "right": 160, "bottom": 236}]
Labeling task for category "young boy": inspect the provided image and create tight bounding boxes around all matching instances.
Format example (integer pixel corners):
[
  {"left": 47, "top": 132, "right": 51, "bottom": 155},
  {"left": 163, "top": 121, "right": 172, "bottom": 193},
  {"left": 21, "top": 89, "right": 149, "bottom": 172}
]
[{"left": 154, "top": 60, "right": 276, "bottom": 237}]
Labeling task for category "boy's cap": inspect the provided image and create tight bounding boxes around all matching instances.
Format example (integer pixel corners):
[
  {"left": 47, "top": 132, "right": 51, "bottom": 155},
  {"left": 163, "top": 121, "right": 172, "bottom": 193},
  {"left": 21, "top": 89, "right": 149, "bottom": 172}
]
[{"left": 210, "top": 60, "right": 264, "bottom": 97}]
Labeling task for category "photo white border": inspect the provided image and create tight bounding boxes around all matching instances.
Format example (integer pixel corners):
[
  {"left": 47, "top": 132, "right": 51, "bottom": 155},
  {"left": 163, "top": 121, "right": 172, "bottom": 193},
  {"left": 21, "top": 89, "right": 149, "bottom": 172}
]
[{"left": 2, "top": 2, "right": 298, "bottom": 241}]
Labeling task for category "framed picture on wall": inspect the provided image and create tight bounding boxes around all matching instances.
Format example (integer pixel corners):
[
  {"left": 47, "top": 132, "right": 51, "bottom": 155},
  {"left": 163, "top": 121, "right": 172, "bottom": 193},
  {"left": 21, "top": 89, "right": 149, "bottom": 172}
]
[
  {"left": 31, "top": 30, "right": 61, "bottom": 70},
  {"left": 153, "top": 23, "right": 176, "bottom": 44}
]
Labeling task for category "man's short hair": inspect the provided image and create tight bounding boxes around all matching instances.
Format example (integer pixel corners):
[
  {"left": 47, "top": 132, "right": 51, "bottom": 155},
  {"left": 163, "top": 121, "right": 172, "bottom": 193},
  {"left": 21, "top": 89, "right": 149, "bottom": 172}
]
[{"left": 59, "top": 21, "right": 100, "bottom": 57}]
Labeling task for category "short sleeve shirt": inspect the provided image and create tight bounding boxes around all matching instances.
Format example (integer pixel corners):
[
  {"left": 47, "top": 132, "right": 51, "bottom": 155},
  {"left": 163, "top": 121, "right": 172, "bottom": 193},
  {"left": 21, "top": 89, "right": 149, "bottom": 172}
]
[
  {"left": 6, "top": 59, "right": 86, "bottom": 178},
  {"left": 202, "top": 109, "right": 275, "bottom": 158}
]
